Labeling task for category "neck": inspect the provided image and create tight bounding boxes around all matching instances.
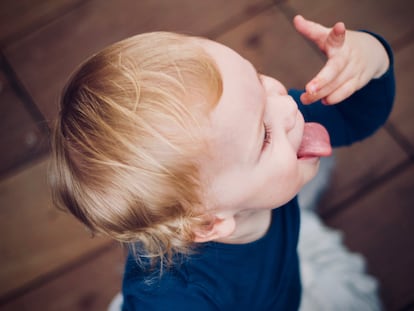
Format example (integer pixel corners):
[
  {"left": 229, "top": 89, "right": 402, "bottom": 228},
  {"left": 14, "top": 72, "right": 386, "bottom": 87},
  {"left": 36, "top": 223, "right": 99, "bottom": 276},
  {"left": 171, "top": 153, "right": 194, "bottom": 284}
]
[{"left": 216, "top": 209, "right": 272, "bottom": 244}]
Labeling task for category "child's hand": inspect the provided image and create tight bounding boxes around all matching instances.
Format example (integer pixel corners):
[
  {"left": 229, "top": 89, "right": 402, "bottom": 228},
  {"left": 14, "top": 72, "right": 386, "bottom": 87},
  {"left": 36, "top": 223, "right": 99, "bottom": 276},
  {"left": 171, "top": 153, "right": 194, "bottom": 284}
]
[{"left": 293, "top": 15, "right": 389, "bottom": 105}]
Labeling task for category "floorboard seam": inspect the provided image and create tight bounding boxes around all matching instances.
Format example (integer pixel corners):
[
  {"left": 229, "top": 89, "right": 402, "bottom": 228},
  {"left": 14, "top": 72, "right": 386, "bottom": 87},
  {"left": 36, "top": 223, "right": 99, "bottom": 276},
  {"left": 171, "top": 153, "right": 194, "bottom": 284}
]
[
  {"left": 274, "top": 1, "right": 326, "bottom": 62},
  {"left": 391, "top": 28, "right": 414, "bottom": 52},
  {"left": 0, "top": 241, "right": 121, "bottom": 306},
  {"left": 0, "top": 53, "right": 51, "bottom": 178},
  {"left": 203, "top": 1, "right": 276, "bottom": 39},
  {"left": 384, "top": 122, "right": 414, "bottom": 157},
  {"left": 320, "top": 158, "right": 413, "bottom": 220},
  {"left": 1, "top": 52, "right": 49, "bottom": 132},
  {"left": 0, "top": 0, "right": 94, "bottom": 49}
]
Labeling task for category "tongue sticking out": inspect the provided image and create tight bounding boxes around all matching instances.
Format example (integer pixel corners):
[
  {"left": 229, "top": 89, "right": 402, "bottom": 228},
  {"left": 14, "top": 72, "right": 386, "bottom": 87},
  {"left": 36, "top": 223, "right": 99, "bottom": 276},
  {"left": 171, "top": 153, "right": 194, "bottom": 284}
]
[{"left": 297, "top": 123, "right": 332, "bottom": 159}]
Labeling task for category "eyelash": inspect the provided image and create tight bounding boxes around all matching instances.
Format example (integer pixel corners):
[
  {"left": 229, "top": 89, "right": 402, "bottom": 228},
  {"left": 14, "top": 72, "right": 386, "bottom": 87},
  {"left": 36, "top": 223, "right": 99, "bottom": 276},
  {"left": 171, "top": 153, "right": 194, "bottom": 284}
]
[{"left": 263, "top": 123, "right": 272, "bottom": 147}]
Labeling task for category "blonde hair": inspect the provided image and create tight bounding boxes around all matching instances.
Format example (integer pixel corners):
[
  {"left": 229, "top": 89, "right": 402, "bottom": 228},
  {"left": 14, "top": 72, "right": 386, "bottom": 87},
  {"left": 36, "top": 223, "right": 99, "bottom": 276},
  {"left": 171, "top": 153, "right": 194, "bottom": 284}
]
[{"left": 50, "top": 32, "right": 223, "bottom": 267}]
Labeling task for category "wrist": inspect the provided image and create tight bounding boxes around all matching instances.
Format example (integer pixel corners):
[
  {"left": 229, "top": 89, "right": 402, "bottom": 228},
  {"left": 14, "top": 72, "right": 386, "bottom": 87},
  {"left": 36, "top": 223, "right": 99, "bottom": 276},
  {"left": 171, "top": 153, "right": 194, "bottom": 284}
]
[
  {"left": 359, "top": 30, "right": 391, "bottom": 79},
  {"left": 371, "top": 36, "right": 390, "bottom": 78}
]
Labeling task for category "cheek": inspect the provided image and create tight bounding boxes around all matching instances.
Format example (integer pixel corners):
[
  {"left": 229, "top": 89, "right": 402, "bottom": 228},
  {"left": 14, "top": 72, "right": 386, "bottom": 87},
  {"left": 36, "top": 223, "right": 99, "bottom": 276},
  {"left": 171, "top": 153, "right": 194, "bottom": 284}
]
[
  {"left": 208, "top": 168, "right": 254, "bottom": 210},
  {"left": 257, "top": 158, "right": 301, "bottom": 204},
  {"left": 299, "top": 159, "right": 321, "bottom": 185},
  {"left": 270, "top": 151, "right": 301, "bottom": 182}
]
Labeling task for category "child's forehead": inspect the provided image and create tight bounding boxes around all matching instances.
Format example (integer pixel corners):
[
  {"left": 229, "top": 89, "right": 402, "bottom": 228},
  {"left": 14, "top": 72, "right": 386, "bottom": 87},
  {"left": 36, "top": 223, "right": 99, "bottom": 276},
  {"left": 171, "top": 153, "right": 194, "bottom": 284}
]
[
  {"left": 195, "top": 38, "right": 259, "bottom": 102},
  {"left": 196, "top": 40, "right": 264, "bottom": 166}
]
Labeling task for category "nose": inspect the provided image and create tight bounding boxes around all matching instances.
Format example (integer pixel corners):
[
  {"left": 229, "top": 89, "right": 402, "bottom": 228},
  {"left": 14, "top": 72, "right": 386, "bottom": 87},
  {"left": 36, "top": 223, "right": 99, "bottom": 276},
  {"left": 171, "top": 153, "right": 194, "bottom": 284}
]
[
  {"left": 283, "top": 97, "right": 299, "bottom": 131},
  {"left": 263, "top": 77, "right": 299, "bottom": 132}
]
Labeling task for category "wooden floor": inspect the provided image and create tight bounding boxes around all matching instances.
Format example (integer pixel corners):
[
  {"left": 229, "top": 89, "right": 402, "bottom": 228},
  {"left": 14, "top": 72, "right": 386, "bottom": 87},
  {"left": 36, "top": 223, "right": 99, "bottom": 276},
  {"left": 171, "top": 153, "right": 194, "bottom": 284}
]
[{"left": 1, "top": 0, "right": 413, "bottom": 310}]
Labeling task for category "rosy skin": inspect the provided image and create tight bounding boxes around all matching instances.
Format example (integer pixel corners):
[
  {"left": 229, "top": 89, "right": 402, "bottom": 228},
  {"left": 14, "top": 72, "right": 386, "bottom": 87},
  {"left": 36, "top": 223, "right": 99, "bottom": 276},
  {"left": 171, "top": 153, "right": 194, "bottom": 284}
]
[
  {"left": 294, "top": 15, "right": 389, "bottom": 105},
  {"left": 194, "top": 16, "right": 390, "bottom": 244},
  {"left": 197, "top": 40, "right": 315, "bottom": 244}
]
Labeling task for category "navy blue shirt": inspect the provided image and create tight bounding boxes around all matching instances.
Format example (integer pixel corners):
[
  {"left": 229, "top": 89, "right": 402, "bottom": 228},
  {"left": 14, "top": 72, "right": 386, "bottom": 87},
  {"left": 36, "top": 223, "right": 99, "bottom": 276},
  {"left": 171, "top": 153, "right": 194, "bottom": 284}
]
[{"left": 122, "top": 33, "right": 395, "bottom": 311}]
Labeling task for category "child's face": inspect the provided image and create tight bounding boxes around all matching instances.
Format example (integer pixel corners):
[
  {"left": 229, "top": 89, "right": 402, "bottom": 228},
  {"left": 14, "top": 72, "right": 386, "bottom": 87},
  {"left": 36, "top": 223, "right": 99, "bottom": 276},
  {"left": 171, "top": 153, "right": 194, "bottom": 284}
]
[{"left": 199, "top": 39, "right": 321, "bottom": 214}]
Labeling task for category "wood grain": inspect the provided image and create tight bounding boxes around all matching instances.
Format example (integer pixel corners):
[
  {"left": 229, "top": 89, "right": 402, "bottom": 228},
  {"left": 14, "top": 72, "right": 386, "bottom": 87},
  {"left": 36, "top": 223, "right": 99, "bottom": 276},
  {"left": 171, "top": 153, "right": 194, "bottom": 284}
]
[
  {"left": 0, "top": 159, "right": 110, "bottom": 298},
  {"left": 216, "top": 7, "right": 324, "bottom": 89},
  {"left": 4, "top": 0, "right": 270, "bottom": 122},
  {"left": 0, "top": 0, "right": 83, "bottom": 44},
  {"left": 282, "top": 0, "right": 414, "bottom": 47},
  {"left": 318, "top": 129, "right": 408, "bottom": 213},
  {"left": 0, "top": 243, "right": 125, "bottom": 311},
  {"left": 325, "top": 164, "right": 414, "bottom": 310},
  {"left": 0, "top": 70, "right": 48, "bottom": 177}
]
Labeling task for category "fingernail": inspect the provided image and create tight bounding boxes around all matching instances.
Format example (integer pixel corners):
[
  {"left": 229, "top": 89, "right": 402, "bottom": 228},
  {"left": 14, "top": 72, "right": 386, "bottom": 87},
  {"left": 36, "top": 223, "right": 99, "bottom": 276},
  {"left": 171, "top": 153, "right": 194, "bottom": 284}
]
[{"left": 308, "top": 84, "right": 317, "bottom": 95}]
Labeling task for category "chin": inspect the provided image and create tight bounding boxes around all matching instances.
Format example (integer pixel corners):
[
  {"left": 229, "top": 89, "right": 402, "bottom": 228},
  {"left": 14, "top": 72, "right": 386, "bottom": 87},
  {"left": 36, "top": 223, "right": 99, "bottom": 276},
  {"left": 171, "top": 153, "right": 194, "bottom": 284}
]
[
  {"left": 301, "top": 158, "right": 321, "bottom": 184},
  {"left": 298, "top": 156, "right": 321, "bottom": 164}
]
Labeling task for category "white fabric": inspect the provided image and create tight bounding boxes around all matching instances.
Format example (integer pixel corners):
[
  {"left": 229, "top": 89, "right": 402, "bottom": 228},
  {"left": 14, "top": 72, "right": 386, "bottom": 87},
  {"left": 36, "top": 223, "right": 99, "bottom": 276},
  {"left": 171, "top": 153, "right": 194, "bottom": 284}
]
[
  {"left": 298, "top": 156, "right": 381, "bottom": 310},
  {"left": 298, "top": 209, "right": 382, "bottom": 311},
  {"left": 108, "top": 292, "right": 123, "bottom": 311}
]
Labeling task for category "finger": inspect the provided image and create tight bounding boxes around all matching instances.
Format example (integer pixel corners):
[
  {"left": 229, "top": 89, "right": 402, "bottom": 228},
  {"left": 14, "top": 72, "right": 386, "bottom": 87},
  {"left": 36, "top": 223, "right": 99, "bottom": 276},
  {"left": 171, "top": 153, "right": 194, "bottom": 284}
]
[
  {"left": 305, "top": 57, "right": 347, "bottom": 95},
  {"left": 326, "top": 22, "right": 346, "bottom": 49},
  {"left": 323, "top": 78, "right": 358, "bottom": 105},
  {"left": 301, "top": 61, "right": 352, "bottom": 105},
  {"left": 293, "top": 15, "right": 329, "bottom": 49},
  {"left": 308, "top": 62, "right": 354, "bottom": 101},
  {"left": 300, "top": 92, "right": 313, "bottom": 105}
]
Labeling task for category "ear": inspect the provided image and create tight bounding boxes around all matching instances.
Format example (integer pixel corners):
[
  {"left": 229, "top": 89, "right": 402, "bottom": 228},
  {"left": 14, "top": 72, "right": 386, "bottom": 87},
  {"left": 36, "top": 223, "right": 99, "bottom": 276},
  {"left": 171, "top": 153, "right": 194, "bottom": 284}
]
[{"left": 193, "top": 215, "right": 236, "bottom": 243}]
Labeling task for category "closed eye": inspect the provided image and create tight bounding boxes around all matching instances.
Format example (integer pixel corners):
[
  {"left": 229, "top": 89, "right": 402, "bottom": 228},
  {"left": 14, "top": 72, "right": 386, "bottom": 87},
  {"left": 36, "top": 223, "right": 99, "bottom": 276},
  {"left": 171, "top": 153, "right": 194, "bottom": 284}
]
[{"left": 262, "top": 123, "right": 272, "bottom": 150}]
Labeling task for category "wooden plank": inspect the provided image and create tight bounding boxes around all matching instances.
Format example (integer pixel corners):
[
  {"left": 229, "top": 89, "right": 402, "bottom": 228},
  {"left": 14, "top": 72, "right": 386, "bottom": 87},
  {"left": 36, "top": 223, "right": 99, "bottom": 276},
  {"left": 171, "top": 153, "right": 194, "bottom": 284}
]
[
  {"left": 0, "top": 70, "right": 48, "bottom": 177},
  {"left": 215, "top": 7, "right": 324, "bottom": 89},
  {"left": 3, "top": 0, "right": 269, "bottom": 123},
  {"left": 0, "top": 158, "right": 110, "bottom": 299},
  {"left": 0, "top": 243, "right": 125, "bottom": 311},
  {"left": 325, "top": 164, "right": 414, "bottom": 311},
  {"left": 282, "top": 0, "right": 414, "bottom": 47},
  {"left": 317, "top": 129, "right": 408, "bottom": 213},
  {"left": 388, "top": 41, "right": 414, "bottom": 151},
  {"left": 0, "top": 0, "right": 83, "bottom": 44}
]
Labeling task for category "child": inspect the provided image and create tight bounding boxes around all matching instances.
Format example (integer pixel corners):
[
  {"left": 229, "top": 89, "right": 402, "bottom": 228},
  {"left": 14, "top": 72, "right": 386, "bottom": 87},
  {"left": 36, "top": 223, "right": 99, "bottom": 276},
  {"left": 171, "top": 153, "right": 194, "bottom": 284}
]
[{"left": 51, "top": 15, "right": 394, "bottom": 310}]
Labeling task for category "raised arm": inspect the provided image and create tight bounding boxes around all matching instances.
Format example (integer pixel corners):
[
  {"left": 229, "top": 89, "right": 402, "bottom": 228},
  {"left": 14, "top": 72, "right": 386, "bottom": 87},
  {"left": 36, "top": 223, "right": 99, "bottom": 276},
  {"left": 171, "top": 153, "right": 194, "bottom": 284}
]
[
  {"left": 293, "top": 15, "right": 390, "bottom": 105},
  {"left": 290, "top": 16, "right": 395, "bottom": 147}
]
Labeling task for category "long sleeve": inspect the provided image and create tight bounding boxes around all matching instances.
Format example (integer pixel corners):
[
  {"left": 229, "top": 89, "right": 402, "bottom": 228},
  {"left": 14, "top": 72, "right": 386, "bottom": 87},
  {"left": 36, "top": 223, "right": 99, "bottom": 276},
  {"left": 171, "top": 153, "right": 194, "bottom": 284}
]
[{"left": 289, "top": 32, "right": 395, "bottom": 148}]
